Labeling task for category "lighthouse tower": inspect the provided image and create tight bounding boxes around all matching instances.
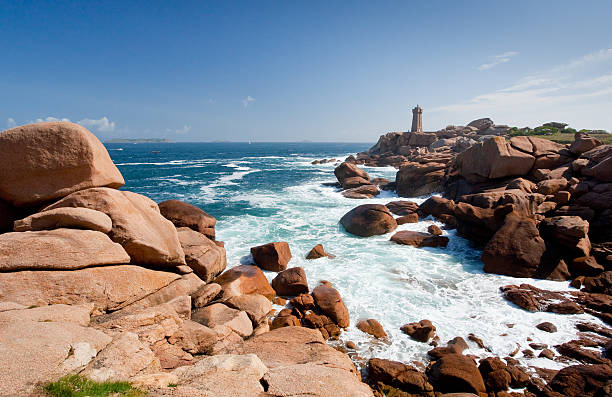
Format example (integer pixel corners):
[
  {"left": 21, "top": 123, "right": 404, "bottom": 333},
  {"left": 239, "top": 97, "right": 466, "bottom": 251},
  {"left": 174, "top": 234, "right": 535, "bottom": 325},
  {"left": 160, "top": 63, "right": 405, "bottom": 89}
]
[{"left": 411, "top": 105, "right": 423, "bottom": 132}]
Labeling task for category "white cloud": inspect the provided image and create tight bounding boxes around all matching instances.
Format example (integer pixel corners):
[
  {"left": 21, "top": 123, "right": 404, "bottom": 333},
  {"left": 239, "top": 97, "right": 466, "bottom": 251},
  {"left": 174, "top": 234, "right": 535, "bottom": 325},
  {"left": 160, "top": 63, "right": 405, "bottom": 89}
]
[
  {"left": 77, "top": 117, "right": 116, "bottom": 132},
  {"left": 432, "top": 48, "right": 612, "bottom": 129},
  {"left": 477, "top": 51, "right": 519, "bottom": 71},
  {"left": 6, "top": 118, "right": 16, "bottom": 128},
  {"left": 242, "top": 95, "right": 255, "bottom": 108},
  {"left": 166, "top": 125, "right": 191, "bottom": 134},
  {"left": 35, "top": 116, "right": 71, "bottom": 123}
]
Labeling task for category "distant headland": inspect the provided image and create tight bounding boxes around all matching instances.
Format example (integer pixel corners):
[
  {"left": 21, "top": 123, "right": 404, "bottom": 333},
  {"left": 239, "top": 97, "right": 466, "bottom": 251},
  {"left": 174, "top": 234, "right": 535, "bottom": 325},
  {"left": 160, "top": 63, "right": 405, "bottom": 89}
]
[{"left": 105, "top": 138, "right": 173, "bottom": 143}]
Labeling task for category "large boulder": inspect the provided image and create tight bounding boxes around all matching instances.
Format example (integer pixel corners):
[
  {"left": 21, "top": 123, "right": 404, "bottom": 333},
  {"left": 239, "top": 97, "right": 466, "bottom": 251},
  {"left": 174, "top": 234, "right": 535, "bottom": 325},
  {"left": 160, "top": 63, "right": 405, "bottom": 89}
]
[
  {"left": 271, "top": 267, "right": 309, "bottom": 297},
  {"left": 467, "top": 118, "right": 494, "bottom": 131},
  {"left": 0, "top": 304, "right": 112, "bottom": 396},
  {"left": 368, "top": 358, "right": 434, "bottom": 395},
  {"left": 342, "top": 184, "right": 380, "bottom": 199},
  {"left": 390, "top": 231, "right": 449, "bottom": 248},
  {"left": 0, "top": 122, "right": 124, "bottom": 207},
  {"left": 176, "top": 227, "right": 226, "bottom": 283},
  {"left": 401, "top": 319, "right": 436, "bottom": 342},
  {"left": 214, "top": 265, "right": 276, "bottom": 301},
  {"left": 455, "top": 137, "right": 535, "bottom": 181},
  {"left": 158, "top": 199, "right": 217, "bottom": 240},
  {"left": 569, "top": 133, "right": 602, "bottom": 155},
  {"left": 0, "top": 265, "right": 181, "bottom": 313},
  {"left": 426, "top": 354, "right": 486, "bottom": 395},
  {"left": 44, "top": 187, "right": 185, "bottom": 267},
  {"left": 250, "top": 241, "right": 292, "bottom": 272},
  {"left": 0, "top": 229, "right": 130, "bottom": 271},
  {"left": 312, "top": 283, "right": 350, "bottom": 328},
  {"left": 547, "top": 363, "right": 612, "bottom": 397},
  {"left": 340, "top": 204, "right": 397, "bottom": 237},
  {"left": 13, "top": 207, "right": 112, "bottom": 233},
  {"left": 482, "top": 214, "right": 546, "bottom": 278},
  {"left": 224, "top": 294, "right": 272, "bottom": 326},
  {"left": 356, "top": 319, "right": 387, "bottom": 339},
  {"left": 396, "top": 162, "right": 446, "bottom": 197},
  {"left": 334, "top": 162, "right": 370, "bottom": 184},
  {"left": 192, "top": 303, "right": 253, "bottom": 338},
  {"left": 540, "top": 216, "right": 591, "bottom": 257}
]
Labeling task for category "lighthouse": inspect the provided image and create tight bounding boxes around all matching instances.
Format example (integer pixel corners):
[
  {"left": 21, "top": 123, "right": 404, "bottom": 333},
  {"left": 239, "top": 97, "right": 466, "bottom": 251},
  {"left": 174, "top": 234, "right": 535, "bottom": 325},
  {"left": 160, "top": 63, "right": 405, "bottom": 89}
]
[{"left": 411, "top": 105, "right": 423, "bottom": 132}]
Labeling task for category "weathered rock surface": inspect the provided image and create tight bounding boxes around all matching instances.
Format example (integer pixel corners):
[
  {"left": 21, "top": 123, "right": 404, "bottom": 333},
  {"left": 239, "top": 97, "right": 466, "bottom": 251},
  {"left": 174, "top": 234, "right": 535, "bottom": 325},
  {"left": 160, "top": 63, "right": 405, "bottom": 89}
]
[
  {"left": 250, "top": 241, "right": 292, "bottom": 272},
  {"left": 13, "top": 207, "right": 113, "bottom": 233},
  {"left": 0, "top": 265, "right": 181, "bottom": 313},
  {"left": 224, "top": 294, "right": 272, "bottom": 325},
  {"left": 44, "top": 187, "right": 186, "bottom": 267},
  {"left": 342, "top": 184, "right": 380, "bottom": 199},
  {"left": 0, "top": 229, "right": 130, "bottom": 271},
  {"left": 271, "top": 267, "right": 309, "bottom": 297},
  {"left": 340, "top": 204, "right": 397, "bottom": 237},
  {"left": 334, "top": 162, "right": 370, "bottom": 184},
  {"left": 176, "top": 227, "right": 226, "bottom": 283},
  {"left": 396, "top": 162, "right": 446, "bottom": 197},
  {"left": 0, "top": 304, "right": 112, "bottom": 396},
  {"left": 426, "top": 354, "right": 486, "bottom": 395},
  {"left": 0, "top": 121, "right": 124, "bottom": 206},
  {"left": 306, "top": 243, "right": 333, "bottom": 259},
  {"left": 356, "top": 318, "right": 387, "bottom": 338},
  {"left": 401, "top": 319, "right": 436, "bottom": 342},
  {"left": 312, "top": 283, "right": 350, "bottom": 328},
  {"left": 214, "top": 264, "right": 276, "bottom": 300},
  {"left": 368, "top": 358, "right": 434, "bottom": 396},
  {"left": 192, "top": 303, "right": 253, "bottom": 338},
  {"left": 158, "top": 199, "right": 217, "bottom": 240},
  {"left": 391, "top": 231, "right": 449, "bottom": 248}
]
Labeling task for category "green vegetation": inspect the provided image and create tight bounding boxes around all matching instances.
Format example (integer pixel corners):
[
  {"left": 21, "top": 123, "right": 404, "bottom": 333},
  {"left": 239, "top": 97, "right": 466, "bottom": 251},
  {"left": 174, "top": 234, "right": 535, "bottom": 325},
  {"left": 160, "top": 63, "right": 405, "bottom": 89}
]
[
  {"left": 44, "top": 375, "right": 144, "bottom": 397},
  {"left": 508, "top": 124, "right": 612, "bottom": 144}
]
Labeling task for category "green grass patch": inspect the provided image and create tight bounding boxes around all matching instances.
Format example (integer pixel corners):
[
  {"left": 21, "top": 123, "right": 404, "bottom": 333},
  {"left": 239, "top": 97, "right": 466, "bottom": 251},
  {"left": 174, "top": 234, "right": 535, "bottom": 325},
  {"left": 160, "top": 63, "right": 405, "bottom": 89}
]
[
  {"left": 537, "top": 132, "right": 612, "bottom": 145},
  {"left": 44, "top": 375, "right": 144, "bottom": 397}
]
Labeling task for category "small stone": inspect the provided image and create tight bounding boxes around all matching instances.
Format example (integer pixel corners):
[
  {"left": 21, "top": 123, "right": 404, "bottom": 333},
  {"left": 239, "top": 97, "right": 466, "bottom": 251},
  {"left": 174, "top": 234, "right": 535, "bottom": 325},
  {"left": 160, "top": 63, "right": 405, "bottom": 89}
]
[{"left": 536, "top": 322, "right": 557, "bottom": 333}]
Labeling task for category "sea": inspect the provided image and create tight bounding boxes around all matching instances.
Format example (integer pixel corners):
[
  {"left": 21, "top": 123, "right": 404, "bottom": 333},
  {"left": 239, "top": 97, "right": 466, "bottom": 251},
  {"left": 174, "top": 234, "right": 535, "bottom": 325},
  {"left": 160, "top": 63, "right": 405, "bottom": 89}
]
[{"left": 107, "top": 141, "right": 598, "bottom": 371}]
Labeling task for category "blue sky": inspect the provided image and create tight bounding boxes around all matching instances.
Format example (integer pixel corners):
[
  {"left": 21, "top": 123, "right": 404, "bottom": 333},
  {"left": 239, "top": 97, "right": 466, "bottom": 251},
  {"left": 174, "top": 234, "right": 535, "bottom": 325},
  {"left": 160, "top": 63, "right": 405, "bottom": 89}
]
[{"left": 1, "top": 1, "right": 611, "bottom": 142}]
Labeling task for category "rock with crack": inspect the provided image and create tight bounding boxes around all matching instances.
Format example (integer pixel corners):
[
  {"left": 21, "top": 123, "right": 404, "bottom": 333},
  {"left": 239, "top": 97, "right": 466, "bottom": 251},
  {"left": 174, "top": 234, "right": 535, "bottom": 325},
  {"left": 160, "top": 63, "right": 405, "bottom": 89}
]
[
  {"left": 13, "top": 207, "right": 113, "bottom": 233},
  {"left": 192, "top": 303, "right": 253, "bottom": 338},
  {"left": 176, "top": 227, "right": 226, "bottom": 283}
]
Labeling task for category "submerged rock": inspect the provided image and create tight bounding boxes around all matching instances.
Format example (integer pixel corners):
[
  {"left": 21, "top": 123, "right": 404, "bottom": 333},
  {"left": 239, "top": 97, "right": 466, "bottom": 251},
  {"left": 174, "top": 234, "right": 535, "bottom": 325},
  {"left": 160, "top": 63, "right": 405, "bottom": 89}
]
[{"left": 306, "top": 243, "right": 334, "bottom": 259}]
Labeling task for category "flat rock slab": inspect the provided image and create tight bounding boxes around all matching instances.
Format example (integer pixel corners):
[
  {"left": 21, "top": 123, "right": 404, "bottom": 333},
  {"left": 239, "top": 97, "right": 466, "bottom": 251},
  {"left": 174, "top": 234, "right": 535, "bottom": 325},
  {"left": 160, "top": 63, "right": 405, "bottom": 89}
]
[
  {"left": 14, "top": 207, "right": 113, "bottom": 233},
  {"left": 0, "top": 304, "right": 112, "bottom": 396},
  {"left": 0, "top": 121, "right": 124, "bottom": 206},
  {"left": 0, "top": 265, "right": 181, "bottom": 313},
  {"left": 0, "top": 228, "right": 130, "bottom": 271},
  {"left": 44, "top": 187, "right": 186, "bottom": 267},
  {"left": 390, "top": 231, "right": 449, "bottom": 248}
]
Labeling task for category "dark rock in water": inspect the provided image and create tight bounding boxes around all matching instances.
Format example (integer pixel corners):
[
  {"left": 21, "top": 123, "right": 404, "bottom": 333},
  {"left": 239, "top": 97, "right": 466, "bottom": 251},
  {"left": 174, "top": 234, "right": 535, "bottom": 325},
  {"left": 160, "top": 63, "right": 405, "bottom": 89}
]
[
  {"left": 271, "top": 267, "right": 309, "bottom": 297},
  {"left": 396, "top": 213, "right": 418, "bottom": 224},
  {"left": 547, "top": 363, "right": 612, "bottom": 397},
  {"left": 582, "top": 271, "right": 612, "bottom": 295},
  {"left": 312, "top": 282, "right": 350, "bottom": 328},
  {"left": 386, "top": 200, "right": 419, "bottom": 216},
  {"left": 340, "top": 176, "right": 371, "bottom": 189},
  {"left": 400, "top": 319, "right": 435, "bottom": 342},
  {"left": 340, "top": 204, "right": 397, "bottom": 237},
  {"left": 334, "top": 162, "right": 369, "bottom": 184},
  {"left": 555, "top": 340, "right": 608, "bottom": 364},
  {"left": 356, "top": 319, "right": 387, "bottom": 339},
  {"left": 426, "top": 354, "right": 486, "bottom": 395},
  {"left": 536, "top": 322, "right": 558, "bottom": 333},
  {"left": 159, "top": 199, "right": 217, "bottom": 240},
  {"left": 370, "top": 177, "right": 390, "bottom": 186},
  {"left": 305, "top": 243, "right": 333, "bottom": 259},
  {"left": 501, "top": 284, "right": 583, "bottom": 314},
  {"left": 418, "top": 196, "right": 456, "bottom": 219},
  {"left": 250, "top": 241, "right": 292, "bottom": 272},
  {"left": 427, "top": 224, "right": 442, "bottom": 235},
  {"left": 390, "top": 231, "right": 449, "bottom": 248},
  {"left": 290, "top": 293, "right": 315, "bottom": 312},
  {"left": 301, "top": 312, "right": 341, "bottom": 340},
  {"left": 367, "top": 358, "right": 434, "bottom": 395},
  {"left": 341, "top": 184, "right": 379, "bottom": 199}
]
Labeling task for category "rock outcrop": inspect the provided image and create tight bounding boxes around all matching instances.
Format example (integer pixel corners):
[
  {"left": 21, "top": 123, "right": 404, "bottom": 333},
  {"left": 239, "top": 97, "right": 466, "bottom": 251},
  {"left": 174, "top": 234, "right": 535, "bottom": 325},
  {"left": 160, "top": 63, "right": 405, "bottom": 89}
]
[
  {"left": 177, "top": 227, "right": 226, "bottom": 283},
  {"left": 158, "top": 199, "right": 217, "bottom": 240},
  {"left": 340, "top": 204, "right": 397, "bottom": 237}
]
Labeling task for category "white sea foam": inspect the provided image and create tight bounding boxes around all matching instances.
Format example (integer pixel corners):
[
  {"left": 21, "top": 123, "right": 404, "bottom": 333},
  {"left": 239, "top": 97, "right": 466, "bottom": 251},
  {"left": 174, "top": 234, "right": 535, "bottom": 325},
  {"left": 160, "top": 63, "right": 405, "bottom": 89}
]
[{"left": 216, "top": 166, "right": 605, "bottom": 371}]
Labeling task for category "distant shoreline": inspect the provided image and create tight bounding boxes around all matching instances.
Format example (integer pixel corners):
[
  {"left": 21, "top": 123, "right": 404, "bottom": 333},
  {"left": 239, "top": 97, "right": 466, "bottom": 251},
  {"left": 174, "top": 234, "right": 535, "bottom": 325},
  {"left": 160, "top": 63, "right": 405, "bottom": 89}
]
[{"left": 105, "top": 138, "right": 173, "bottom": 143}]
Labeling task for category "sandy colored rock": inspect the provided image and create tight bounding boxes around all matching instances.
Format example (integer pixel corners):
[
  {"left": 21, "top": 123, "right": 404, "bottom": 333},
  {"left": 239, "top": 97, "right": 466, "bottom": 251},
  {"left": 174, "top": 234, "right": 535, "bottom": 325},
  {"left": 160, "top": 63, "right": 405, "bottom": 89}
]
[
  {"left": 192, "top": 303, "right": 253, "bottom": 338},
  {"left": 0, "top": 304, "right": 112, "bottom": 396},
  {"left": 340, "top": 204, "right": 397, "bottom": 237},
  {"left": 158, "top": 199, "right": 217, "bottom": 240},
  {"left": 356, "top": 318, "right": 387, "bottom": 338},
  {"left": 0, "top": 229, "right": 130, "bottom": 271},
  {"left": 250, "top": 241, "right": 292, "bottom": 272},
  {"left": 271, "top": 267, "right": 309, "bottom": 296},
  {"left": 239, "top": 326, "right": 358, "bottom": 374},
  {"left": 44, "top": 187, "right": 185, "bottom": 267},
  {"left": 264, "top": 363, "right": 374, "bottom": 397},
  {"left": 312, "top": 283, "right": 350, "bottom": 328},
  {"left": 171, "top": 354, "right": 267, "bottom": 396},
  {"left": 214, "top": 264, "right": 276, "bottom": 300},
  {"left": 0, "top": 265, "right": 181, "bottom": 313},
  {"left": 13, "top": 207, "right": 113, "bottom": 233},
  {"left": 225, "top": 294, "right": 272, "bottom": 325},
  {"left": 0, "top": 121, "right": 124, "bottom": 206},
  {"left": 456, "top": 137, "right": 535, "bottom": 181},
  {"left": 127, "top": 272, "right": 205, "bottom": 312},
  {"left": 192, "top": 283, "right": 222, "bottom": 308},
  {"left": 81, "top": 332, "right": 159, "bottom": 382},
  {"left": 176, "top": 227, "right": 226, "bottom": 282}
]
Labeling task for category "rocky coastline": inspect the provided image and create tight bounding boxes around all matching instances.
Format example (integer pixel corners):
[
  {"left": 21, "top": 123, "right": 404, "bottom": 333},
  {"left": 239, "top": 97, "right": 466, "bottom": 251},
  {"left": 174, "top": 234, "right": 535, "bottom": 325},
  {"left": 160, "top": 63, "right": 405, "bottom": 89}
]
[{"left": 0, "top": 120, "right": 610, "bottom": 396}]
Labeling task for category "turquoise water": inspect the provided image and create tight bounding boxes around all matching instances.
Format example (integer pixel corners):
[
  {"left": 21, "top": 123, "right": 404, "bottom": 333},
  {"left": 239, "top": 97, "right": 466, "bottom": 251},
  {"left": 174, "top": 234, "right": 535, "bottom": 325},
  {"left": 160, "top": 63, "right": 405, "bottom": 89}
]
[{"left": 108, "top": 142, "right": 595, "bottom": 369}]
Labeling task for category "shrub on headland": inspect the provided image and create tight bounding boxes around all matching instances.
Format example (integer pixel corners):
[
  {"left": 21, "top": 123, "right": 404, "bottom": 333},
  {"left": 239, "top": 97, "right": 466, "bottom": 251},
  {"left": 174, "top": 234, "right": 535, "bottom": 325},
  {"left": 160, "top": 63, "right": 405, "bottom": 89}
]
[{"left": 44, "top": 375, "right": 144, "bottom": 397}]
